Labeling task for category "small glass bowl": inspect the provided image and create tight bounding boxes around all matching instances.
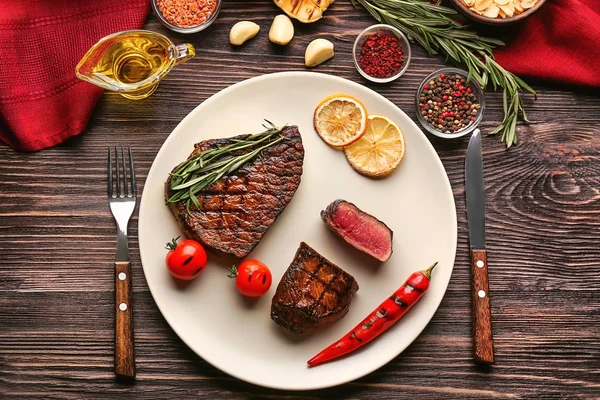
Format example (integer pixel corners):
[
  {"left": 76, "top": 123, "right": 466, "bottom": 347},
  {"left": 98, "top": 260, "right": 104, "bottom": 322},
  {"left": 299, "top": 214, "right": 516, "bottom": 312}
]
[
  {"left": 415, "top": 67, "right": 486, "bottom": 139},
  {"left": 353, "top": 24, "right": 411, "bottom": 84},
  {"left": 152, "top": 0, "right": 222, "bottom": 34}
]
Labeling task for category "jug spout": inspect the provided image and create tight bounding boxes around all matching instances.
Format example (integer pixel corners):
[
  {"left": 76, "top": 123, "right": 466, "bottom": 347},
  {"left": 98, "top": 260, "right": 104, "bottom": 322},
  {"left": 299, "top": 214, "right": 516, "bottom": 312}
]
[{"left": 173, "top": 44, "right": 195, "bottom": 65}]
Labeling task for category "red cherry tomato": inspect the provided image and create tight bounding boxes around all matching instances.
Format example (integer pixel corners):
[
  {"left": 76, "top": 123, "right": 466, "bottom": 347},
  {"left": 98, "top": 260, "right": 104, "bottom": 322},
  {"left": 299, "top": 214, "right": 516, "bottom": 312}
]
[
  {"left": 228, "top": 259, "right": 272, "bottom": 297},
  {"left": 165, "top": 237, "right": 207, "bottom": 281}
]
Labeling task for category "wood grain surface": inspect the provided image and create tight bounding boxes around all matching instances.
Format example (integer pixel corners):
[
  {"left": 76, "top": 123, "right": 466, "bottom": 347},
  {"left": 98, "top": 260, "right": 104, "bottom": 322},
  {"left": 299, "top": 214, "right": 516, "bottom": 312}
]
[{"left": 2, "top": 1, "right": 600, "bottom": 398}]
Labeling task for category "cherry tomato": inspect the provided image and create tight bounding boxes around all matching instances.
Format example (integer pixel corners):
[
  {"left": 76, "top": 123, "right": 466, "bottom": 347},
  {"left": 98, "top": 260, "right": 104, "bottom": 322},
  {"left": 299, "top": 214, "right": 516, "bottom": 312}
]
[
  {"left": 165, "top": 237, "right": 207, "bottom": 280},
  {"left": 228, "top": 259, "right": 272, "bottom": 297}
]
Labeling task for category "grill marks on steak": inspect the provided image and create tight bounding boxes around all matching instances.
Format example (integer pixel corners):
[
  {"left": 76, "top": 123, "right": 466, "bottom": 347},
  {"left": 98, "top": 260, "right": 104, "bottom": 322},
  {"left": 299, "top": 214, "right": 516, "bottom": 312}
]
[
  {"left": 166, "top": 126, "right": 304, "bottom": 259},
  {"left": 271, "top": 242, "right": 359, "bottom": 334},
  {"left": 321, "top": 199, "right": 393, "bottom": 262}
]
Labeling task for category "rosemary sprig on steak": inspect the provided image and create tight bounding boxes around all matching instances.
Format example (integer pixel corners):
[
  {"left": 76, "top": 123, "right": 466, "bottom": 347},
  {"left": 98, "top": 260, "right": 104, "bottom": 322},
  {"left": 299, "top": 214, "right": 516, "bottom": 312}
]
[{"left": 167, "top": 121, "right": 286, "bottom": 212}]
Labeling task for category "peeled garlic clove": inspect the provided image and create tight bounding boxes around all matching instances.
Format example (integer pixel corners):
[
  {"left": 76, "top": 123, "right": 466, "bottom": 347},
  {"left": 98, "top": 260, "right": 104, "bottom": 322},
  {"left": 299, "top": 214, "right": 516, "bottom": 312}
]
[
  {"left": 305, "top": 38, "right": 334, "bottom": 67},
  {"left": 230, "top": 21, "right": 260, "bottom": 46},
  {"left": 269, "top": 15, "right": 294, "bottom": 45}
]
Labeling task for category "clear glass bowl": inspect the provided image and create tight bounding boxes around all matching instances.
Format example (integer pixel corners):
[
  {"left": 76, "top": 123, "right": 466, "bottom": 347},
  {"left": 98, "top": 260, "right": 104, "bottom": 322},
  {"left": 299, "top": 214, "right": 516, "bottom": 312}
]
[
  {"left": 152, "top": 0, "right": 222, "bottom": 34},
  {"left": 415, "top": 67, "right": 486, "bottom": 139},
  {"left": 353, "top": 24, "right": 411, "bottom": 84}
]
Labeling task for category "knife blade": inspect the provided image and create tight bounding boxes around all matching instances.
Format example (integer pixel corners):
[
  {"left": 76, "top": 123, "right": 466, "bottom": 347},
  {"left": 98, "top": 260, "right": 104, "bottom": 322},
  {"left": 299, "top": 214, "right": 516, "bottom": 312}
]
[{"left": 465, "top": 129, "right": 494, "bottom": 364}]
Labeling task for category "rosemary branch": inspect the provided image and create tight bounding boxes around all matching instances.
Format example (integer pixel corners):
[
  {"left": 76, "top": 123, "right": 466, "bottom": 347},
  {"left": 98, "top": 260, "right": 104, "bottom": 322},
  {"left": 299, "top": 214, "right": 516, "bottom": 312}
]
[
  {"left": 167, "top": 121, "right": 286, "bottom": 212},
  {"left": 353, "top": 0, "right": 536, "bottom": 147}
]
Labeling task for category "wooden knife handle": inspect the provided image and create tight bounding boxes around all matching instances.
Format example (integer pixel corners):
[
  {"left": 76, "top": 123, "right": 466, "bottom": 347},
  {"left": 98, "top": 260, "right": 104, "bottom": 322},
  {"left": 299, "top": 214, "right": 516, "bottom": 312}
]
[
  {"left": 470, "top": 249, "right": 494, "bottom": 364},
  {"left": 115, "top": 261, "right": 135, "bottom": 380}
]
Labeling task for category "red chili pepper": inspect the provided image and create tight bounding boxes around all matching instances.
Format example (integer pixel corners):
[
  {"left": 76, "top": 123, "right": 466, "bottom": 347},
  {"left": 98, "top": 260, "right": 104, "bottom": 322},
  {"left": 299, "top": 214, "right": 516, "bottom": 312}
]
[{"left": 307, "top": 262, "right": 438, "bottom": 367}]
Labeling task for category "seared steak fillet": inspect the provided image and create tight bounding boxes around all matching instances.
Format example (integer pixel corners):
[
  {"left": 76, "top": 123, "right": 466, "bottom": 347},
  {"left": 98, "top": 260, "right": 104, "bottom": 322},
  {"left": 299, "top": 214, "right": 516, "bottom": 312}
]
[
  {"left": 321, "top": 199, "right": 393, "bottom": 262},
  {"left": 271, "top": 242, "right": 359, "bottom": 334},
  {"left": 166, "top": 126, "right": 304, "bottom": 258}
]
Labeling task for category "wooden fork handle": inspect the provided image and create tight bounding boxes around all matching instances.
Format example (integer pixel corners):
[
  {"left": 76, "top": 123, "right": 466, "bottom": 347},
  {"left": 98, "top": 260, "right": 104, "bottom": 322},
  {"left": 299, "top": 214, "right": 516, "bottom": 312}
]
[
  {"left": 115, "top": 261, "right": 135, "bottom": 380},
  {"left": 470, "top": 249, "right": 494, "bottom": 364}
]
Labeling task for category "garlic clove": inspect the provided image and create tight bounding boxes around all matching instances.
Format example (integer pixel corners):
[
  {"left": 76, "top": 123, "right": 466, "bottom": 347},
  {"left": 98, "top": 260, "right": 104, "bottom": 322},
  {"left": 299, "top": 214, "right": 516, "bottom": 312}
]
[
  {"left": 230, "top": 21, "right": 260, "bottom": 46},
  {"left": 305, "top": 38, "right": 334, "bottom": 67},
  {"left": 269, "top": 15, "right": 294, "bottom": 45}
]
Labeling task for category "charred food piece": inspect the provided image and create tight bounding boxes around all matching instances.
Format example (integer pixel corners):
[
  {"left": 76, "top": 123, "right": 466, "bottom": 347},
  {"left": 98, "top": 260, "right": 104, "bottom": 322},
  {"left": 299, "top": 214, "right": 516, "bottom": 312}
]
[
  {"left": 321, "top": 199, "right": 393, "bottom": 262},
  {"left": 166, "top": 126, "right": 304, "bottom": 259},
  {"left": 271, "top": 242, "right": 359, "bottom": 334}
]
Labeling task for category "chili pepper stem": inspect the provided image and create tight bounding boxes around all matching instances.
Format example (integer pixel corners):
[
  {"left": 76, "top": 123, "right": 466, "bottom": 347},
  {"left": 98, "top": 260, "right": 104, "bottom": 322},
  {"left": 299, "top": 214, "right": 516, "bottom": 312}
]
[{"left": 421, "top": 262, "right": 438, "bottom": 280}]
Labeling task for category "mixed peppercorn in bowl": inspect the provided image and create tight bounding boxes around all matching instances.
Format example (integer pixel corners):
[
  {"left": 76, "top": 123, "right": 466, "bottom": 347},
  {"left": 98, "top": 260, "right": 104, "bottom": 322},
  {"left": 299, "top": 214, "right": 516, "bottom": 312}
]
[{"left": 415, "top": 68, "right": 485, "bottom": 139}]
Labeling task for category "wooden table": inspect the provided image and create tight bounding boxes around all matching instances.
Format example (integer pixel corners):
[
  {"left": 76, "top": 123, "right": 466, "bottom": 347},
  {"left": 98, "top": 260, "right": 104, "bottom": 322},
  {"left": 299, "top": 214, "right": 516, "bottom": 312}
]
[{"left": 2, "top": 2, "right": 599, "bottom": 398}]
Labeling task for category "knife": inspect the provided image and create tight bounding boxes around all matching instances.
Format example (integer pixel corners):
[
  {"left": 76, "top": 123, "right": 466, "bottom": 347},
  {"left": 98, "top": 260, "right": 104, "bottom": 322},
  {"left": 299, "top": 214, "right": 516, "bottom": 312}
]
[{"left": 465, "top": 129, "right": 494, "bottom": 364}]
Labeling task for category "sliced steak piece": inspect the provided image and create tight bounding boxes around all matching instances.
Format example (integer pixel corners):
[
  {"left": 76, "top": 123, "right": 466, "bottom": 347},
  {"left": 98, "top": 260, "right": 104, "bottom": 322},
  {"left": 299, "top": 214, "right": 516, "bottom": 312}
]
[
  {"left": 165, "top": 126, "right": 304, "bottom": 259},
  {"left": 321, "top": 199, "right": 393, "bottom": 262},
  {"left": 271, "top": 242, "right": 359, "bottom": 334}
]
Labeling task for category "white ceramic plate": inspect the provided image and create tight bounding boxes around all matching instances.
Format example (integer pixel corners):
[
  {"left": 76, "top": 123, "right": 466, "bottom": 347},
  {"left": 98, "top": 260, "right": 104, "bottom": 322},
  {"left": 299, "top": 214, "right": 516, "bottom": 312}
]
[{"left": 139, "top": 72, "right": 457, "bottom": 390}]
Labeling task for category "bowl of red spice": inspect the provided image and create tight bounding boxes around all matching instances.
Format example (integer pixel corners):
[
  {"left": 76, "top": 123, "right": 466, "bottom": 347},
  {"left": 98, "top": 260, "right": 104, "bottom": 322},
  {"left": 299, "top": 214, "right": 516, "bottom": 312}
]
[
  {"left": 153, "top": 0, "right": 221, "bottom": 33},
  {"left": 353, "top": 24, "right": 411, "bottom": 84},
  {"left": 415, "top": 68, "right": 485, "bottom": 139}
]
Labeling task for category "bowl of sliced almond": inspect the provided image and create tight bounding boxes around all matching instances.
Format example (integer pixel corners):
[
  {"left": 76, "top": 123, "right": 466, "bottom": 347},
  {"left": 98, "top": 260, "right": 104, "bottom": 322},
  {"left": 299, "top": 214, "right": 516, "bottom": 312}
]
[{"left": 450, "top": 0, "right": 547, "bottom": 24}]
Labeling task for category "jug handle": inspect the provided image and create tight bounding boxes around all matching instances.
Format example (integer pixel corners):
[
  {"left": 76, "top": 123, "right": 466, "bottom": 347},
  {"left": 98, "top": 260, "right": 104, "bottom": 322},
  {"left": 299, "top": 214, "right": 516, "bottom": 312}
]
[{"left": 173, "top": 44, "right": 195, "bottom": 65}]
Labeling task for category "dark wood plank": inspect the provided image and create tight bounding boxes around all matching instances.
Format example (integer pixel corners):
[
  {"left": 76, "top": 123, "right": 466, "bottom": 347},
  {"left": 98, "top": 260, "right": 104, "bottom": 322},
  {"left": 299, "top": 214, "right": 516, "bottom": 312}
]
[{"left": 1, "top": 1, "right": 600, "bottom": 398}]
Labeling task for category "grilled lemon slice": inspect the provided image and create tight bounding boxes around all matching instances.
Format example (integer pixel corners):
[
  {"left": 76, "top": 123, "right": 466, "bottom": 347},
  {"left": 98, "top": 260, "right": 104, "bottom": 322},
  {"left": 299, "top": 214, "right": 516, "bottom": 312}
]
[
  {"left": 314, "top": 94, "right": 368, "bottom": 148},
  {"left": 344, "top": 115, "right": 405, "bottom": 177},
  {"left": 273, "top": 0, "right": 335, "bottom": 23}
]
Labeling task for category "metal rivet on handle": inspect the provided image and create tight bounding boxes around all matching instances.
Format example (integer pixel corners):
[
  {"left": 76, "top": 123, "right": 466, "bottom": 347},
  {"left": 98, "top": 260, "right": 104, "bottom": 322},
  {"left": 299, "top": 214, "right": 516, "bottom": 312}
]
[
  {"left": 476, "top": 260, "right": 484, "bottom": 268},
  {"left": 478, "top": 290, "right": 486, "bottom": 298},
  {"left": 118, "top": 272, "right": 126, "bottom": 281},
  {"left": 119, "top": 303, "right": 127, "bottom": 311}
]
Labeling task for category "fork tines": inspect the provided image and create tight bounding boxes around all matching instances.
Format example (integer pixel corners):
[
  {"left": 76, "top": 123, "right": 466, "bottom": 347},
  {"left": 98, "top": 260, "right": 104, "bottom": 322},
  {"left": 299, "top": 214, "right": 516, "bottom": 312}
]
[{"left": 108, "top": 146, "right": 136, "bottom": 198}]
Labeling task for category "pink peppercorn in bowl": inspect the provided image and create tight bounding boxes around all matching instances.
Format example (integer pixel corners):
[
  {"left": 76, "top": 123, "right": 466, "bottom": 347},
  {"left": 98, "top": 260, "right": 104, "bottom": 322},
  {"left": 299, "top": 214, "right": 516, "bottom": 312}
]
[
  {"left": 152, "top": 0, "right": 222, "bottom": 34},
  {"left": 415, "top": 67, "right": 486, "bottom": 139},
  {"left": 353, "top": 24, "right": 411, "bottom": 84}
]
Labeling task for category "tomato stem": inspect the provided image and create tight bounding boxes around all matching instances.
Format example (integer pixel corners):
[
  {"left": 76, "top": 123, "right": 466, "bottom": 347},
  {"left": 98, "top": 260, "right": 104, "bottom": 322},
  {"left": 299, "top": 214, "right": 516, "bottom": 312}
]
[
  {"left": 165, "top": 236, "right": 180, "bottom": 251},
  {"left": 227, "top": 265, "right": 239, "bottom": 278}
]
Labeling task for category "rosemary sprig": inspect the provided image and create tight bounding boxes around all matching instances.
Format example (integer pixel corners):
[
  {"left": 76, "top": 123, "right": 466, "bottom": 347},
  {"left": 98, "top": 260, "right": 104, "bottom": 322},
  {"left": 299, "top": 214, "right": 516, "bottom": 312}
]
[
  {"left": 167, "top": 121, "right": 286, "bottom": 212},
  {"left": 352, "top": 0, "right": 536, "bottom": 147}
]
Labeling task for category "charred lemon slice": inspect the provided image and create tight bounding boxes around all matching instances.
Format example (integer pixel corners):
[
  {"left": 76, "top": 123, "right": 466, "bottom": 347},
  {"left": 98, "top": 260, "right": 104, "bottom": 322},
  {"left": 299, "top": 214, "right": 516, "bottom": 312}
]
[
  {"left": 344, "top": 115, "right": 405, "bottom": 177},
  {"left": 273, "top": 0, "right": 335, "bottom": 23},
  {"left": 314, "top": 94, "right": 368, "bottom": 148}
]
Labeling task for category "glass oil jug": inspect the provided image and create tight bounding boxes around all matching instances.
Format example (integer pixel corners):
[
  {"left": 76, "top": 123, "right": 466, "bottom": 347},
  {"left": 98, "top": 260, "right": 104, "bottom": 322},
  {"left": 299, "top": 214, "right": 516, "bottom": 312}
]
[{"left": 76, "top": 30, "right": 195, "bottom": 100}]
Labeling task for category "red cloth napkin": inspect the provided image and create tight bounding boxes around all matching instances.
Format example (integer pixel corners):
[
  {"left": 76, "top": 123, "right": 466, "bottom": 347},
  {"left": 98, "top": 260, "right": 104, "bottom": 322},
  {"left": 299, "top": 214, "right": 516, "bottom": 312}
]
[
  {"left": 0, "top": 0, "right": 150, "bottom": 152},
  {"left": 494, "top": 0, "right": 600, "bottom": 88}
]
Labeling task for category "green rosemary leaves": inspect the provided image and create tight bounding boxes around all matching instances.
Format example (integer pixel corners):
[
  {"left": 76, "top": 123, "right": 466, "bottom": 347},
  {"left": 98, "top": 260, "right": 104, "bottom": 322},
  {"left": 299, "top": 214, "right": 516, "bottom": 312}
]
[{"left": 167, "top": 121, "right": 286, "bottom": 212}]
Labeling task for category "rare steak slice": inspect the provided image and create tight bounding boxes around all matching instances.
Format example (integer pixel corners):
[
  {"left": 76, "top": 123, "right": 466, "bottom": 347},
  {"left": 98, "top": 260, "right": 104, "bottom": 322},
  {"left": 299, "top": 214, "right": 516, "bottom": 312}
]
[
  {"left": 271, "top": 242, "right": 359, "bottom": 334},
  {"left": 165, "top": 126, "right": 304, "bottom": 259},
  {"left": 321, "top": 199, "right": 393, "bottom": 262}
]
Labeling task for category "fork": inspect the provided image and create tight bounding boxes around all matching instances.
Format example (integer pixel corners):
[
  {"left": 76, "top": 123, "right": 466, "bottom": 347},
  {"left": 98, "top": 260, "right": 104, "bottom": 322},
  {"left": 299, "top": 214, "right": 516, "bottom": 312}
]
[{"left": 107, "top": 146, "right": 137, "bottom": 380}]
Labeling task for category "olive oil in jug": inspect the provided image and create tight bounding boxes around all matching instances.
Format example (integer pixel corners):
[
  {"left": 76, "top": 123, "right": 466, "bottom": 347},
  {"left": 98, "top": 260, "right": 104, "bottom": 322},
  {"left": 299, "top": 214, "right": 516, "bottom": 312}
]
[{"left": 76, "top": 30, "right": 195, "bottom": 100}]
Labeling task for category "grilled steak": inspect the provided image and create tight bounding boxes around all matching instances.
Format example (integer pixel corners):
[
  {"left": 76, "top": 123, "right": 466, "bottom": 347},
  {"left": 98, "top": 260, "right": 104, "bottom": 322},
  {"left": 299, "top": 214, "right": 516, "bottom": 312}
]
[
  {"left": 271, "top": 242, "right": 359, "bottom": 334},
  {"left": 321, "top": 199, "right": 393, "bottom": 262},
  {"left": 165, "top": 126, "right": 304, "bottom": 259}
]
